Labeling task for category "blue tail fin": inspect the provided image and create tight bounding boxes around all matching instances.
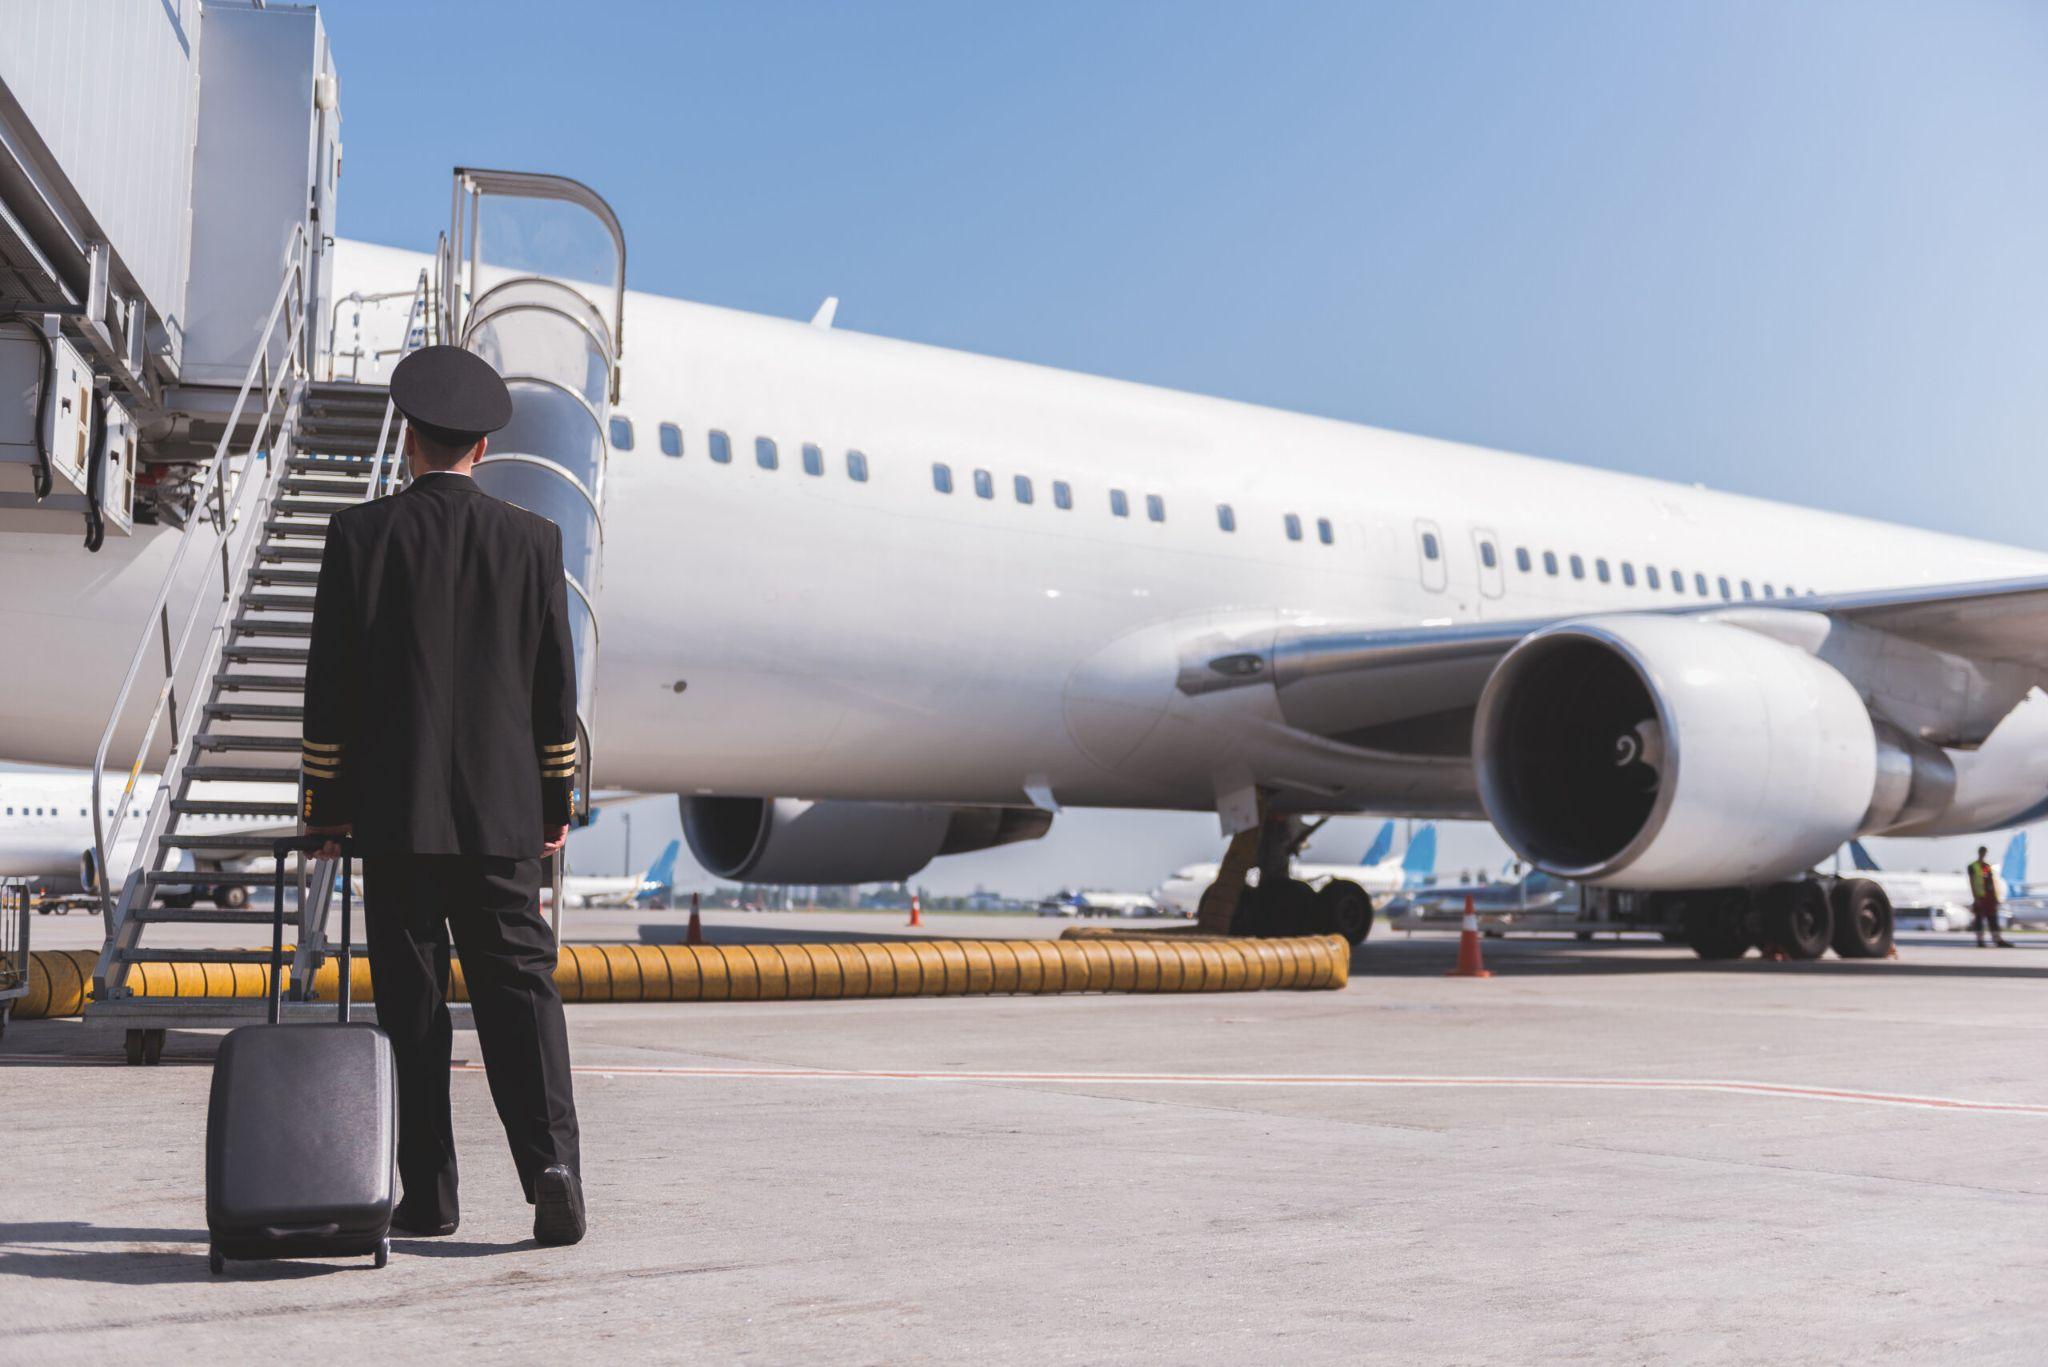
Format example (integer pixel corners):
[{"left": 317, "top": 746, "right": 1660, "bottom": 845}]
[
  {"left": 1847, "top": 840, "right": 1881, "bottom": 873},
  {"left": 1360, "top": 820, "right": 1395, "bottom": 867},
  {"left": 642, "top": 839, "right": 681, "bottom": 890},
  {"left": 2002, "top": 832, "right": 2027, "bottom": 891},
  {"left": 1401, "top": 825, "right": 1438, "bottom": 887}
]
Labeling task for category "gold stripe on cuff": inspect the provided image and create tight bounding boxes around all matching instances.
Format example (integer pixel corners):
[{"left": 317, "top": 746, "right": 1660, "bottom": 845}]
[
  {"left": 302, "top": 763, "right": 341, "bottom": 778},
  {"left": 539, "top": 741, "right": 579, "bottom": 755},
  {"left": 302, "top": 739, "right": 343, "bottom": 753}
]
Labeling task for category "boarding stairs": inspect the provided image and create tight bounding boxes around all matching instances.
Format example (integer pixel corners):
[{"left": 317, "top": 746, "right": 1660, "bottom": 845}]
[{"left": 87, "top": 377, "right": 404, "bottom": 1061}]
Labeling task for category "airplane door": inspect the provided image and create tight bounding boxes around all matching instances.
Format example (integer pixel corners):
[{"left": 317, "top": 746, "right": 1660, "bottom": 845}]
[
  {"left": 1414, "top": 519, "right": 1447, "bottom": 592},
  {"left": 1472, "top": 528, "right": 1505, "bottom": 599}
]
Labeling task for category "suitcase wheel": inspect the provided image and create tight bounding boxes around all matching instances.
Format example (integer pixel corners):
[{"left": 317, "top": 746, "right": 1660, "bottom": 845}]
[
  {"left": 374, "top": 1238, "right": 389, "bottom": 1269},
  {"left": 209, "top": 1246, "right": 224, "bottom": 1275}
]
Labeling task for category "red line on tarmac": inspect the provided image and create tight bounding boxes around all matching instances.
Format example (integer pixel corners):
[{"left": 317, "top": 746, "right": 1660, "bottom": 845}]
[{"left": 460, "top": 1062, "right": 2048, "bottom": 1117}]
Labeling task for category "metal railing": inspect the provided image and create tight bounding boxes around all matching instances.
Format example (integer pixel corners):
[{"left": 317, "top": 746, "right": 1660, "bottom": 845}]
[{"left": 90, "top": 225, "right": 312, "bottom": 931}]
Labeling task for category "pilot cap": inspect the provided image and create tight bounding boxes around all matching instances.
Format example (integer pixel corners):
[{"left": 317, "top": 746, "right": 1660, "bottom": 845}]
[{"left": 388, "top": 345, "right": 513, "bottom": 447}]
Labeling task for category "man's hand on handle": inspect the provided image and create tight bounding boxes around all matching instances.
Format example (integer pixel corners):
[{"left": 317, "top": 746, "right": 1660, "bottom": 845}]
[
  {"left": 303, "top": 823, "right": 351, "bottom": 861},
  {"left": 543, "top": 824, "right": 569, "bottom": 857}
]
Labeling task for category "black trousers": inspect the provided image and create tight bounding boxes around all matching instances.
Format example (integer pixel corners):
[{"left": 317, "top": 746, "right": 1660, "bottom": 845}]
[{"left": 363, "top": 853, "right": 580, "bottom": 1222}]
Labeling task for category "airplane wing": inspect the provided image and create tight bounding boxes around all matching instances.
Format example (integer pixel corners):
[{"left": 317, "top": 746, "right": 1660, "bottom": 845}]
[{"left": 1177, "top": 574, "right": 2048, "bottom": 755}]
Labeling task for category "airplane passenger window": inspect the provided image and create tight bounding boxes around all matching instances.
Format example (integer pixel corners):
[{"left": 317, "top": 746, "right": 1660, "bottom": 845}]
[
  {"left": 1717, "top": 576, "right": 1731, "bottom": 599},
  {"left": 1515, "top": 547, "right": 1531, "bottom": 572},
  {"left": 1695, "top": 573, "right": 1709, "bottom": 596},
  {"left": 846, "top": 450, "right": 869, "bottom": 482},
  {"left": 1015, "top": 475, "right": 1034, "bottom": 504},
  {"left": 1670, "top": 568, "right": 1683, "bottom": 593},
  {"left": 1479, "top": 540, "right": 1496, "bottom": 568},
  {"left": 659, "top": 422, "right": 682, "bottom": 458},
  {"left": 1543, "top": 551, "right": 1558, "bottom": 576},
  {"left": 1217, "top": 503, "right": 1236, "bottom": 532},
  {"left": 1595, "top": 558, "right": 1611, "bottom": 583},
  {"left": 1053, "top": 481, "right": 1073, "bottom": 510},
  {"left": 973, "top": 469, "right": 994, "bottom": 499},
  {"left": 709, "top": 430, "right": 732, "bottom": 464},
  {"left": 1621, "top": 562, "right": 1635, "bottom": 587},
  {"left": 802, "top": 443, "right": 824, "bottom": 477},
  {"left": 609, "top": 416, "right": 634, "bottom": 450},
  {"left": 1110, "top": 489, "right": 1130, "bottom": 518},
  {"left": 1740, "top": 580, "right": 1753, "bottom": 599},
  {"left": 1645, "top": 566, "right": 1660, "bottom": 589},
  {"left": 755, "top": 437, "right": 779, "bottom": 470},
  {"left": 1146, "top": 494, "right": 1166, "bottom": 523},
  {"left": 1569, "top": 555, "right": 1584, "bottom": 579},
  {"left": 1317, "top": 518, "right": 1334, "bottom": 545},
  {"left": 932, "top": 462, "right": 953, "bottom": 493},
  {"left": 1285, "top": 513, "right": 1303, "bottom": 541},
  {"left": 1421, "top": 530, "right": 1439, "bottom": 559},
  {"left": 1762, "top": 583, "right": 1775, "bottom": 598}
]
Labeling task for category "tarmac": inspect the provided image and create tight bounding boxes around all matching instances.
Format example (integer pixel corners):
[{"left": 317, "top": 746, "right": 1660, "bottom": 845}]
[{"left": 6, "top": 913, "right": 2048, "bottom": 1364}]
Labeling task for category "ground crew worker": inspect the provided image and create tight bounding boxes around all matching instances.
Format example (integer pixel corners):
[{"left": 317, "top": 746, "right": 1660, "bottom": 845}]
[
  {"left": 1967, "top": 846, "right": 2014, "bottom": 949},
  {"left": 301, "top": 345, "right": 587, "bottom": 1246}
]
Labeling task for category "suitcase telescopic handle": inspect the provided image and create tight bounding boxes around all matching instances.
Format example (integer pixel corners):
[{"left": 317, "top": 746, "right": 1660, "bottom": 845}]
[{"left": 270, "top": 835, "right": 354, "bottom": 1026}]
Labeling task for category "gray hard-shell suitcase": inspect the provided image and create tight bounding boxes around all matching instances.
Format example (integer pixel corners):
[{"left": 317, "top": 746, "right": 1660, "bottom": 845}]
[{"left": 205, "top": 836, "right": 395, "bottom": 1273}]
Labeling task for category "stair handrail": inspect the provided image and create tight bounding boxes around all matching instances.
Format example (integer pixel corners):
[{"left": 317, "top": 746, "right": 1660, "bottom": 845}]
[{"left": 90, "top": 224, "right": 311, "bottom": 919}]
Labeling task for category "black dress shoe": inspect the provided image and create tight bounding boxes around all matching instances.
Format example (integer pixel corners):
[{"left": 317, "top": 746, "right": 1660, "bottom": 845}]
[
  {"left": 391, "top": 1205, "right": 458, "bottom": 1237},
  {"left": 532, "top": 1165, "right": 586, "bottom": 1246}
]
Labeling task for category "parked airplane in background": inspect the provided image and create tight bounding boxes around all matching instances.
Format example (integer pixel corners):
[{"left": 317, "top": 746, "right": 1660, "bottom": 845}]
[
  {"left": 548, "top": 840, "right": 682, "bottom": 910},
  {"left": 1386, "top": 860, "right": 1574, "bottom": 923},
  {"left": 1153, "top": 822, "right": 1437, "bottom": 916},
  {"left": 0, "top": 770, "right": 281, "bottom": 903},
  {"left": 1842, "top": 837, "right": 2024, "bottom": 932},
  {"left": 1035, "top": 887, "right": 1166, "bottom": 918}
]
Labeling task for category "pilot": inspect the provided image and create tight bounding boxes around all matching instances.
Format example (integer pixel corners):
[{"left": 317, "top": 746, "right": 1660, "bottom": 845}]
[
  {"left": 1967, "top": 846, "right": 2014, "bottom": 949},
  {"left": 301, "top": 345, "right": 587, "bottom": 1245}
]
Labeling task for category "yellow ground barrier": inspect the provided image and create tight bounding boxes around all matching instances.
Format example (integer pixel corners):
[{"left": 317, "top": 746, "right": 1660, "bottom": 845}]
[{"left": 13, "top": 935, "right": 1349, "bottom": 1020}]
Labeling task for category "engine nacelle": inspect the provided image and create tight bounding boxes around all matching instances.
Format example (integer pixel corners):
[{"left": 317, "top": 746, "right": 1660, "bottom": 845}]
[
  {"left": 1473, "top": 615, "right": 1879, "bottom": 888},
  {"left": 681, "top": 796, "right": 1052, "bottom": 885}
]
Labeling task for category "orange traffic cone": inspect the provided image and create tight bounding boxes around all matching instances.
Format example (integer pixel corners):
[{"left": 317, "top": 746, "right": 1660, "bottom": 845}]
[
  {"left": 1447, "top": 894, "right": 1492, "bottom": 978},
  {"left": 907, "top": 893, "right": 923, "bottom": 928},
  {"left": 685, "top": 891, "right": 704, "bottom": 946}
]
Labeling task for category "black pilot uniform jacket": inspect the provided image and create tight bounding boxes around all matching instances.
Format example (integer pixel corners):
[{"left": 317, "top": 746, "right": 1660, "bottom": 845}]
[{"left": 300, "top": 471, "right": 578, "bottom": 854}]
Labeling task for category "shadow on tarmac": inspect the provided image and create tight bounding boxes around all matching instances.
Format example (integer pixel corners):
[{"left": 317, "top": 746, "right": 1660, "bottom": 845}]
[{"left": 1352, "top": 935, "right": 2048, "bottom": 979}]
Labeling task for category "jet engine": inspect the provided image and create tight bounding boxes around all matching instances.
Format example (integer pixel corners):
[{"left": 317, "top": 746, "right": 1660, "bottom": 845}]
[
  {"left": 681, "top": 797, "right": 1053, "bottom": 885},
  {"left": 1473, "top": 615, "right": 1900, "bottom": 888}
]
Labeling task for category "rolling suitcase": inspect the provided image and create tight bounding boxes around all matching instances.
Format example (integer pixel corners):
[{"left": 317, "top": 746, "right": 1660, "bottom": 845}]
[{"left": 206, "top": 835, "right": 395, "bottom": 1273}]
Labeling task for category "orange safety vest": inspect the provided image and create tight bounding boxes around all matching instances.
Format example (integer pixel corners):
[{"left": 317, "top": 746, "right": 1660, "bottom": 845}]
[{"left": 1968, "top": 860, "right": 1997, "bottom": 902}]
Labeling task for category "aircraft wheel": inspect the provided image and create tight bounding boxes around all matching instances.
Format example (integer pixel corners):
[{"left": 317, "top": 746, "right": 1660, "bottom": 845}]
[
  {"left": 1316, "top": 879, "right": 1373, "bottom": 946},
  {"left": 1829, "top": 878, "right": 1893, "bottom": 958},
  {"left": 215, "top": 884, "right": 250, "bottom": 910},
  {"left": 1675, "top": 890, "right": 1753, "bottom": 960},
  {"left": 1760, "top": 881, "right": 1832, "bottom": 960},
  {"left": 1228, "top": 884, "right": 1273, "bottom": 936}
]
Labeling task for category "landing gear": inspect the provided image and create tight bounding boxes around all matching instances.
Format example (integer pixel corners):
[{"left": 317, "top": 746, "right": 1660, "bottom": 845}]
[
  {"left": 1229, "top": 877, "right": 1321, "bottom": 936},
  {"left": 1317, "top": 879, "right": 1374, "bottom": 946},
  {"left": 1759, "top": 880, "right": 1832, "bottom": 959},
  {"left": 124, "top": 1028, "right": 165, "bottom": 1066},
  {"left": 1661, "top": 889, "right": 1754, "bottom": 960},
  {"left": 213, "top": 884, "right": 250, "bottom": 910},
  {"left": 1829, "top": 877, "right": 1894, "bottom": 958}
]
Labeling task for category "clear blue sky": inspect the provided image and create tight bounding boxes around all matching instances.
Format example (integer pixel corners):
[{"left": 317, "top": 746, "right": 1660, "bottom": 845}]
[{"left": 320, "top": 1, "right": 2048, "bottom": 890}]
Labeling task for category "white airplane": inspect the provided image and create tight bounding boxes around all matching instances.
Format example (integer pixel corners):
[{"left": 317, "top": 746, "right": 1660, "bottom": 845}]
[
  {"left": 547, "top": 839, "right": 682, "bottom": 910},
  {"left": 0, "top": 769, "right": 284, "bottom": 901},
  {"left": 1153, "top": 821, "right": 1436, "bottom": 916},
  {"left": 11, "top": 234, "right": 2048, "bottom": 958},
  {"left": 1035, "top": 887, "right": 1165, "bottom": 919}
]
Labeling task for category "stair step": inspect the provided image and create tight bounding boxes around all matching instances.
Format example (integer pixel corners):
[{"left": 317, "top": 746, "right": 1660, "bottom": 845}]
[
  {"left": 143, "top": 869, "right": 259, "bottom": 887},
  {"left": 286, "top": 454, "right": 375, "bottom": 472},
  {"left": 212, "top": 672, "right": 307, "bottom": 692},
  {"left": 249, "top": 566, "right": 320, "bottom": 586},
  {"left": 282, "top": 475, "right": 372, "bottom": 496},
  {"left": 195, "top": 733, "right": 301, "bottom": 753},
  {"left": 231, "top": 617, "right": 311, "bottom": 638},
  {"left": 263, "top": 520, "right": 331, "bottom": 539},
  {"left": 240, "top": 592, "right": 314, "bottom": 613},
  {"left": 119, "top": 948, "right": 273, "bottom": 965},
  {"left": 256, "top": 544, "right": 325, "bottom": 563},
  {"left": 160, "top": 832, "right": 287, "bottom": 851},
  {"left": 204, "top": 700, "right": 304, "bottom": 721},
  {"left": 131, "top": 907, "right": 277, "bottom": 925},
  {"left": 221, "top": 643, "right": 309, "bottom": 663},
  {"left": 183, "top": 763, "right": 301, "bottom": 783},
  {"left": 172, "top": 799, "right": 299, "bottom": 817},
  {"left": 272, "top": 498, "right": 341, "bottom": 518}
]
